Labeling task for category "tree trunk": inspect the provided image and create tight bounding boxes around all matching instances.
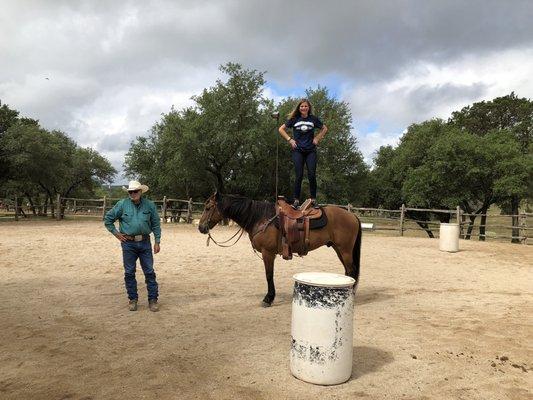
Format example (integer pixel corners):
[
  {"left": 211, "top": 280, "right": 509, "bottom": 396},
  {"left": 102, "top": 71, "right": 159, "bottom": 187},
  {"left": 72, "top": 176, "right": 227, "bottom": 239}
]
[
  {"left": 206, "top": 162, "right": 225, "bottom": 193},
  {"left": 416, "top": 221, "right": 435, "bottom": 238},
  {"left": 477, "top": 200, "right": 492, "bottom": 241},
  {"left": 43, "top": 196, "right": 49, "bottom": 215},
  {"left": 407, "top": 211, "right": 435, "bottom": 238},
  {"left": 465, "top": 215, "right": 477, "bottom": 240},
  {"left": 25, "top": 193, "right": 37, "bottom": 215},
  {"left": 49, "top": 194, "right": 55, "bottom": 218},
  {"left": 215, "top": 171, "right": 224, "bottom": 193},
  {"left": 479, "top": 212, "right": 487, "bottom": 241},
  {"left": 16, "top": 198, "right": 27, "bottom": 218},
  {"left": 37, "top": 194, "right": 44, "bottom": 216}
]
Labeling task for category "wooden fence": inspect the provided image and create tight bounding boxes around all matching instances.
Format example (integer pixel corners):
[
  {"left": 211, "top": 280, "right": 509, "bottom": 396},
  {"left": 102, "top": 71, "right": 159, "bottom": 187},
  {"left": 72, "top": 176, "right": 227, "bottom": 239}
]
[
  {"left": 55, "top": 196, "right": 205, "bottom": 223},
  {"left": 2, "top": 196, "right": 530, "bottom": 244}
]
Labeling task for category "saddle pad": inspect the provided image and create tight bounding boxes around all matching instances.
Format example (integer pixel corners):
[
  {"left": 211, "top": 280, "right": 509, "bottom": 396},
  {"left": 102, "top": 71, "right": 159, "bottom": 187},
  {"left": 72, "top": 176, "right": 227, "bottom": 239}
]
[{"left": 309, "top": 207, "right": 328, "bottom": 230}]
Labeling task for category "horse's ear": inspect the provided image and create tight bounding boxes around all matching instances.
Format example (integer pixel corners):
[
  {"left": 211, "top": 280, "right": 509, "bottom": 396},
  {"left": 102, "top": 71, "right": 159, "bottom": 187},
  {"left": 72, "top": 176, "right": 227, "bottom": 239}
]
[{"left": 214, "top": 189, "right": 221, "bottom": 200}]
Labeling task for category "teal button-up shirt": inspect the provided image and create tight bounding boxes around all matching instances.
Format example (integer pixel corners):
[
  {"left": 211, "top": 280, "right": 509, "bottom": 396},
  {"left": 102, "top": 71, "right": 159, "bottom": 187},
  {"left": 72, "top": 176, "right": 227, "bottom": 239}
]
[{"left": 104, "top": 197, "right": 161, "bottom": 243}]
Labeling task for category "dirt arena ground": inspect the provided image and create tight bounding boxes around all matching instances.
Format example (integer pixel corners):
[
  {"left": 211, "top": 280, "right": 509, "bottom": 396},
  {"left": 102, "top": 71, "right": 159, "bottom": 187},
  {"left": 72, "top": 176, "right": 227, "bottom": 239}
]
[{"left": 0, "top": 220, "right": 531, "bottom": 400}]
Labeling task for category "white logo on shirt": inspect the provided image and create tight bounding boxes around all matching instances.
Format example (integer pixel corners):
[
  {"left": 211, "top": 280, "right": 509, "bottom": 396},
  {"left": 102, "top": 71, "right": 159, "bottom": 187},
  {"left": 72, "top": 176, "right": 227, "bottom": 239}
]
[{"left": 294, "top": 121, "right": 314, "bottom": 132}]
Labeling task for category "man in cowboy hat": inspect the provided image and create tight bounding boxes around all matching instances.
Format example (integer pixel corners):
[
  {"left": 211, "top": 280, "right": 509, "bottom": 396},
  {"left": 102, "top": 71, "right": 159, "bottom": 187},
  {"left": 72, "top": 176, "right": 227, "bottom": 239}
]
[{"left": 104, "top": 180, "right": 161, "bottom": 312}]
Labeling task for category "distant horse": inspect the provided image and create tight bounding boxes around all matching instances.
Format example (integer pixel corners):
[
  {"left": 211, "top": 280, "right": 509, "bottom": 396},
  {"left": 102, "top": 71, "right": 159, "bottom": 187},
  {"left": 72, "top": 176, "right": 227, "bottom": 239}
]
[{"left": 198, "top": 192, "right": 362, "bottom": 307}]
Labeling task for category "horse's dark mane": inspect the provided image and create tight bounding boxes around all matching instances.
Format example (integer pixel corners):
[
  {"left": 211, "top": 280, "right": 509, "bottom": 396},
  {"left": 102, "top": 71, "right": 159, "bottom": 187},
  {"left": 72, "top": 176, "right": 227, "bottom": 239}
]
[{"left": 217, "top": 194, "right": 276, "bottom": 232}]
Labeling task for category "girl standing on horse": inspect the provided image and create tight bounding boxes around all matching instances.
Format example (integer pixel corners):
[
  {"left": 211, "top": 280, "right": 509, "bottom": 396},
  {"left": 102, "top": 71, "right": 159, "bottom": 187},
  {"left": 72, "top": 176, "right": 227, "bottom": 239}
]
[{"left": 278, "top": 99, "right": 328, "bottom": 207}]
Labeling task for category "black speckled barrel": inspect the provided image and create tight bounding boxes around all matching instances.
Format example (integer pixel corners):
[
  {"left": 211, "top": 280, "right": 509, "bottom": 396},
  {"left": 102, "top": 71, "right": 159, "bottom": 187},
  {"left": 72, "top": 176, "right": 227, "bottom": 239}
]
[{"left": 290, "top": 272, "right": 355, "bottom": 385}]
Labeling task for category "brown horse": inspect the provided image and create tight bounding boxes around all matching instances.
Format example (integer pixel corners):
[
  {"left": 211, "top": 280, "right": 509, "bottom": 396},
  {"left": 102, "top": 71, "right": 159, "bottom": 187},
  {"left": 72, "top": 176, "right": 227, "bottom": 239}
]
[{"left": 198, "top": 192, "right": 362, "bottom": 307}]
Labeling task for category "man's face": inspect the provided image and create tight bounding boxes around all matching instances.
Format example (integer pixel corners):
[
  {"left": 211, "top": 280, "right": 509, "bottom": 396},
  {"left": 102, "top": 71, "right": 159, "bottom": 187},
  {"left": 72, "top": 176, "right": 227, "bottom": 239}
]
[{"left": 128, "top": 189, "right": 142, "bottom": 202}]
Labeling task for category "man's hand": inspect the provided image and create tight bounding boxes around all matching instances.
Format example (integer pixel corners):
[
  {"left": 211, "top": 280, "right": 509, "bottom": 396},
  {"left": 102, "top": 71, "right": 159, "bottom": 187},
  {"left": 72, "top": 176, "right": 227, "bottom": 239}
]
[
  {"left": 313, "top": 137, "right": 319, "bottom": 146},
  {"left": 114, "top": 232, "right": 127, "bottom": 242},
  {"left": 154, "top": 243, "right": 160, "bottom": 254}
]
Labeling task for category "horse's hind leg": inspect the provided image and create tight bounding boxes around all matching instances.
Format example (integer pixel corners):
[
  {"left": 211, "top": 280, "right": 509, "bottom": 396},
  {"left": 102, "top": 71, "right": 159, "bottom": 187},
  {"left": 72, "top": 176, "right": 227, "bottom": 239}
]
[
  {"left": 332, "top": 243, "right": 355, "bottom": 280},
  {"left": 261, "top": 251, "right": 276, "bottom": 307}
]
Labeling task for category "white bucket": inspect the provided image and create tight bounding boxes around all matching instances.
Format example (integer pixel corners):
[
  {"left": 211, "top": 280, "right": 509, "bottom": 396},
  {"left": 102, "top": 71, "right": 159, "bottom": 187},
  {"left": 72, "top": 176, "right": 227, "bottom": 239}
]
[
  {"left": 290, "top": 272, "right": 356, "bottom": 385},
  {"left": 439, "top": 223, "right": 460, "bottom": 252}
]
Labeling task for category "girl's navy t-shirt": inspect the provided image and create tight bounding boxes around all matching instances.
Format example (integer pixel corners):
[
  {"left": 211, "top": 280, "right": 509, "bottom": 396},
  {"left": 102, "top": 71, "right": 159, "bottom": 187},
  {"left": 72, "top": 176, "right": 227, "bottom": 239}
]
[{"left": 285, "top": 115, "right": 323, "bottom": 151}]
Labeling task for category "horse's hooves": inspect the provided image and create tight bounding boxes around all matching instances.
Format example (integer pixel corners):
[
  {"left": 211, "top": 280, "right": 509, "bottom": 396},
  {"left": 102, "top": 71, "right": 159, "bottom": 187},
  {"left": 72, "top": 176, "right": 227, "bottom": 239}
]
[{"left": 261, "top": 301, "right": 272, "bottom": 308}]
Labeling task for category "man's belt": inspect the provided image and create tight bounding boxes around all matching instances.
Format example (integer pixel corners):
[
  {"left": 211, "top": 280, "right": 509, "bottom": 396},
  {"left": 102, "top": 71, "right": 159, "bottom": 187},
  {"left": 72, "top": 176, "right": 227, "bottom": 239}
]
[{"left": 123, "top": 234, "right": 149, "bottom": 242}]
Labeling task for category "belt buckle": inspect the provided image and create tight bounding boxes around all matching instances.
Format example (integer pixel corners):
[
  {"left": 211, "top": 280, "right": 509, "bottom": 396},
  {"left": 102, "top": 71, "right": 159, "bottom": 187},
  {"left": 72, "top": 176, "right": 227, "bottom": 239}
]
[{"left": 134, "top": 235, "right": 143, "bottom": 242}]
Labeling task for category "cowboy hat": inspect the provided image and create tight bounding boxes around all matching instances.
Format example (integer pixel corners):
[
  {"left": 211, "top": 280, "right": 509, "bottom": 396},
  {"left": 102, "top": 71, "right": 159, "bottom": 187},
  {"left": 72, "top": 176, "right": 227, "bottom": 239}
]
[{"left": 122, "top": 180, "right": 149, "bottom": 193}]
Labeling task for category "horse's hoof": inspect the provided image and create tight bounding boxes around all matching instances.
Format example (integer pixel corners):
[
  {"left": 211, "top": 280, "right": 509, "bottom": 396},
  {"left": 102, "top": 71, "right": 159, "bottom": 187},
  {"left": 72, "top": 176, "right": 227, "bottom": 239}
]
[{"left": 261, "top": 301, "right": 272, "bottom": 308}]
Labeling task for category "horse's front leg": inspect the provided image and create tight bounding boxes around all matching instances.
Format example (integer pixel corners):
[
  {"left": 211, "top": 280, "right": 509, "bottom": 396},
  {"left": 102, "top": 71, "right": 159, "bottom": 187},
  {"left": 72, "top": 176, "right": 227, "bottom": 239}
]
[{"left": 261, "top": 251, "right": 276, "bottom": 307}]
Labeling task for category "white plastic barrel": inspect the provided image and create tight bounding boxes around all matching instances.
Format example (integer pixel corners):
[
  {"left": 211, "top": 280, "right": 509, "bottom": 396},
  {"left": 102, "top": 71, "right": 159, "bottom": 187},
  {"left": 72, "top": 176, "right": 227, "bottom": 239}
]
[
  {"left": 439, "top": 223, "right": 460, "bottom": 252},
  {"left": 290, "top": 272, "right": 356, "bottom": 385}
]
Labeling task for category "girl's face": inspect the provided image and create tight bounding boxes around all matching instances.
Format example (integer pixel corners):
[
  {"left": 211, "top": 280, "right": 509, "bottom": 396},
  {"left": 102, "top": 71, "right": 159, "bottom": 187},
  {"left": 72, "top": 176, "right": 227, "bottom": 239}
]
[{"left": 299, "top": 102, "right": 310, "bottom": 116}]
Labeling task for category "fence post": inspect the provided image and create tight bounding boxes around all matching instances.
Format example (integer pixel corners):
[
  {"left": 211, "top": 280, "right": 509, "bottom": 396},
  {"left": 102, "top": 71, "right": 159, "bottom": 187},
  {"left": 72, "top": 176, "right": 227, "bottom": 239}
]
[
  {"left": 399, "top": 204, "right": 405, "bottom": 236},
  {"left": 102, "top": 196, "right": 107, "bottom": 220},
  {"left": 14, "top": 195, "right": 19, "bottom": 221},
  {"left": 56, "top": 193, "right": 61, "bottom": 220},
  {"left": 347, "top": 203, "right": 352, "bottom": 214},
  {"left": 73, "top": 199, "right": 77, "bottom": 214},
  {"left": 520, "top": 213, "right": 527, "bottom": 245},
  {"left": 162, "top": 196, "right": 167, "bottom": 223},
  {"left": 456, "top": 206, "right": 462, "bottom": 238},
  {"left": 187, "top": 198, "right": 193, "bottom": 223}
]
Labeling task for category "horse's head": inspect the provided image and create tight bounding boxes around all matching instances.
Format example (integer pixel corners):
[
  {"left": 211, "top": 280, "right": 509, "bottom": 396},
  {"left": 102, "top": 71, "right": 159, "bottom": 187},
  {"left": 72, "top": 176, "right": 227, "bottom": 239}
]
[{"left": 198, "top": 191, "right": 224, "bottom": 234}]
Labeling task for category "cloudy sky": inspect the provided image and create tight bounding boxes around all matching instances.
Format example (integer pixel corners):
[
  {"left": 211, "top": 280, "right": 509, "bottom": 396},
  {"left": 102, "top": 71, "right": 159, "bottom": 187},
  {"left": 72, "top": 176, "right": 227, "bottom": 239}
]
[{"left": 1, "top": 0, "right": 532, "bottom": 182}]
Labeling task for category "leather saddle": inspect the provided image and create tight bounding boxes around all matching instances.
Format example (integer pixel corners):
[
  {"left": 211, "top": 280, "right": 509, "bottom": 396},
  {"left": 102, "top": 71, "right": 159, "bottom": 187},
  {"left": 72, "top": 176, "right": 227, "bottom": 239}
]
[{"left": 277, "top": 197, "right": 327, "bottom": 260}]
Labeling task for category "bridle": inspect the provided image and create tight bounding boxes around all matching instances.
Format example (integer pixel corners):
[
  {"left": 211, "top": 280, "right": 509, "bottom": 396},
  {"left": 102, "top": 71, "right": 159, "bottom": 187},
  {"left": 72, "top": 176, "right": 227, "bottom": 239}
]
[{"left": 203, "top": 198, "right": 245, "bottom": 248}]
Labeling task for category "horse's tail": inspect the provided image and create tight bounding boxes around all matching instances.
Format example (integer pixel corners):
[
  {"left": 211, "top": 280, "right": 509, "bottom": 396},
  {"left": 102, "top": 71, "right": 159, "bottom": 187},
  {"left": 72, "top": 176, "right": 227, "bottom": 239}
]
[{"left": 352, "top": 217, "right": 362, "bottom": 289}]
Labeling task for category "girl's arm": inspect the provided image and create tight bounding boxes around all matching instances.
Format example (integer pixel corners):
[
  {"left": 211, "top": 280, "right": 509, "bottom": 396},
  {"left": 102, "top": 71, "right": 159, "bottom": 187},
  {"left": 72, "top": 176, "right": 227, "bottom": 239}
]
[
  {"left": 279, "top": 124, "right": 297, "bottom": 149},
  {"left": 313, "top": 124, "right": 328, "bottom": 145}
]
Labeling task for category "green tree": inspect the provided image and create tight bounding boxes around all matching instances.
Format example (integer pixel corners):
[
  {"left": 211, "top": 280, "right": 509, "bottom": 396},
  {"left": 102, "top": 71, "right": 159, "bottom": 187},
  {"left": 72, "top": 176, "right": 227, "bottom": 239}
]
[
  {"left": 125, "top": 106, "right": 219, "bottom": 199},
  {"left": 369, "top": 115, "right": 532, "bottom": 241},
  {"left": 449, "top": 93, "right": 533, "bottom": 241},
  {"left": 0, "top": 101, "right": 39, "bottom": 185},
  {"left": 126, "top": 63, "right": 274, "bottom": 198},
  {"left": 369, "top": 119, "right": 453, "bottom": 237},
  {"left": 3, "top": 123, "right": 116, "bottom": 216},
  {"left": 126, "top": 66, "right": 369, "bottom": 204}
]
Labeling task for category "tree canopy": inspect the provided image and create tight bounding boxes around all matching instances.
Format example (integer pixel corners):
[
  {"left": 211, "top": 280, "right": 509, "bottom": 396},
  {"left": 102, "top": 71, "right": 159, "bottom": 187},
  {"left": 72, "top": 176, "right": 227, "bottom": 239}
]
[
  {"left": 368, "top": 94, "right": 533, "bottom": 239},
  {"left": 124, "top": 63, "right": 369, "bottom": 204},
  {"left": 0, "top": 101, "right": 116, "bottom": 216}
]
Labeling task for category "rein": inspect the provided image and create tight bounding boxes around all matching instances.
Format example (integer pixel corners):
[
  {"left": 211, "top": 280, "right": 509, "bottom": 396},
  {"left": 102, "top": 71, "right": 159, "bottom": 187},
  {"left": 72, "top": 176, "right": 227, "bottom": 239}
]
[{"left": 206, "top": 225, "right": 245, "bottom": 247}]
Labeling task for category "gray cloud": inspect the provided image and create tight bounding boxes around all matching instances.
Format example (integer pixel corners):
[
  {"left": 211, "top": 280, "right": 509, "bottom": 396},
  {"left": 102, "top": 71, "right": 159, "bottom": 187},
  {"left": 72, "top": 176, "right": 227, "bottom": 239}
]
[
  {"left": 96, "top": 132, "right": 134, "bottom": 153},
  {"left": 1, "top": 0, "right": 532, "bottom": 182},
  {"left": 4, "top": 1, "right": 532, "bottom": 85},
  {"left": 407, "top": 82, "right": 488, "bottom": 118}
]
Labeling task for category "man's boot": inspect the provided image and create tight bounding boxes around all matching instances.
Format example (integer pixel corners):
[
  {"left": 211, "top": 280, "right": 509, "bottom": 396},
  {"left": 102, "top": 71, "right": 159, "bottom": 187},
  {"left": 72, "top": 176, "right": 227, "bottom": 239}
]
[
  {"left": 149, "top": 299, "right": 159, "bottom": 312},
  {"left": 128, "top": 299, "right": 138, "bottom": 311}
]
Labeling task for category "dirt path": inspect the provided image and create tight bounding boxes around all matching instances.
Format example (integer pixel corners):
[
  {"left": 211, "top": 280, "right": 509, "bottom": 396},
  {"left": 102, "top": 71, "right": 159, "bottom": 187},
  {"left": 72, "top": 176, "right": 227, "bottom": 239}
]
[{"left": 0, "top": 220, "right": 531, "bottom": 399}]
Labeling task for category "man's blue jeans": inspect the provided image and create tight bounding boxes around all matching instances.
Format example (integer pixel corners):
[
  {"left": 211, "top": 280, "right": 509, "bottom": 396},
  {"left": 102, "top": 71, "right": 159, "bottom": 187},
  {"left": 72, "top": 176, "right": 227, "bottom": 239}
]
[{"left": 121, "top": 239, "right": 158, "bottom": 300}]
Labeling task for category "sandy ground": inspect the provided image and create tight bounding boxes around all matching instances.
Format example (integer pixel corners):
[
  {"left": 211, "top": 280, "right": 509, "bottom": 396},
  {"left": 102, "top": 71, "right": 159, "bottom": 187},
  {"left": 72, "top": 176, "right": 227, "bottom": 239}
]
[{"left": 0, "top": 220, "right": 531, "bottom": 400}]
